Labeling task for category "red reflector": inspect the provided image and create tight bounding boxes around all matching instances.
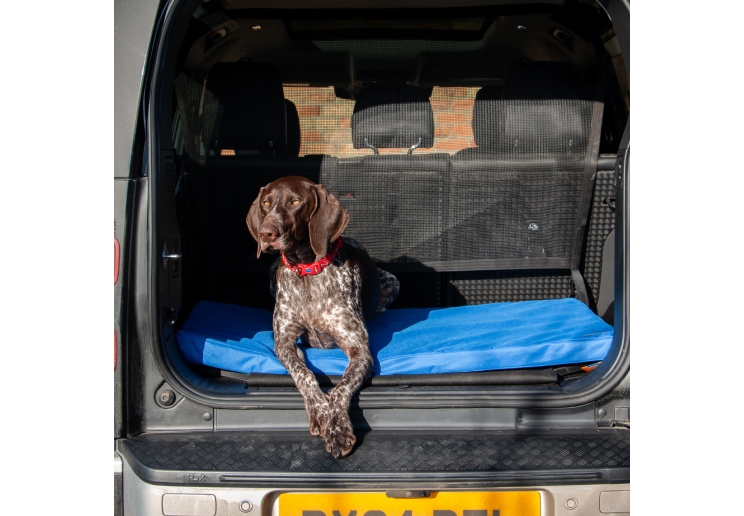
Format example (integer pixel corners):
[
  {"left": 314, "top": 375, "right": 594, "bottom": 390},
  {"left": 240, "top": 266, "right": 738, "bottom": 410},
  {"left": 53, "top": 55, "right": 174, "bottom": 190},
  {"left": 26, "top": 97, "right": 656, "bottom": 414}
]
[{"left": 114, "top": 237, "right": 120, "bottom": 285}]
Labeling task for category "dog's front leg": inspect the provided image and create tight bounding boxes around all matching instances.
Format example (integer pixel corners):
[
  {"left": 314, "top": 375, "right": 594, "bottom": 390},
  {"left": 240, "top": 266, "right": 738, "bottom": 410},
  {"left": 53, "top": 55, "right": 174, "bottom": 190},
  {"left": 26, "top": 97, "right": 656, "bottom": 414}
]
[
  {"left": 273, "top": 321, "right": 332, "bottom": 438},
  {"left": 323, "top": 320, "right": 374, "bottom": 458}
]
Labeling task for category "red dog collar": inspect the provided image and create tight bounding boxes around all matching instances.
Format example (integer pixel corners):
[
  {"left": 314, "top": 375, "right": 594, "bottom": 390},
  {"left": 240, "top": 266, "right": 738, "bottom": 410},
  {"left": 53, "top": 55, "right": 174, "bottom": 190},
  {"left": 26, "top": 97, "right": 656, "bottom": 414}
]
[{"left": 281, "top": 237, "right": 343, "bottom": 277}]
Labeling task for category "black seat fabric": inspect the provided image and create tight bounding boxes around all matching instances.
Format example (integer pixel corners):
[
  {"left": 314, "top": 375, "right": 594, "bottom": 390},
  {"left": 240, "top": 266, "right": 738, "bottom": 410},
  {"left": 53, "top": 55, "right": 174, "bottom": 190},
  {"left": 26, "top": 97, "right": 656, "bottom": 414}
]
[
  {"left": 351, "top": 84, "right": 435, "bottom": 151},
  {"left": 330, "top": 85, "right": 448, "bottom": 267},
  {"left": 200, "top": 62, "right": 288, "bottom": 158},
  {"left": 284, "top": 99, "right": 301, "bottom": 157},
  {"left": 459, "top": 62, "right": 589, "bottom": 159},
  {"left": 324, "top": 154, "right": 449, "bottom": 265}
]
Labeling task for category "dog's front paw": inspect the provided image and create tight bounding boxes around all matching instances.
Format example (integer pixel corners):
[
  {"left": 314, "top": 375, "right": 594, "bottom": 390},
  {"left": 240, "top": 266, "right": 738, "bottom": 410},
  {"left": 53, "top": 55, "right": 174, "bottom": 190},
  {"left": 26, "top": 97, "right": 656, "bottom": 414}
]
[
  {"left": 321, "top": 407, "right": 356, "bottom": 458},
  {"left": 305, "top": 394, "right": 331, "bottom": 436}
]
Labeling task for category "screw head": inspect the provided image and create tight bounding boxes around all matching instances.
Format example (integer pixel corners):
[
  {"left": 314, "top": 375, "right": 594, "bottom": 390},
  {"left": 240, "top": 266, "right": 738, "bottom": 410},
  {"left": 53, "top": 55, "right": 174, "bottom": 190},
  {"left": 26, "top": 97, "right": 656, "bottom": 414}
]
[
  {"left": 159, "top": 390, "right": 175, "bottom": 406},
  {"left": 203, "top": 412, "right": 213, "bottom": 421},
  {"left": 239, "top": 500, "right": 253, "bottom": 513},
  {"left": 565, "top": 497, "right": 578, "bottom": 510}
]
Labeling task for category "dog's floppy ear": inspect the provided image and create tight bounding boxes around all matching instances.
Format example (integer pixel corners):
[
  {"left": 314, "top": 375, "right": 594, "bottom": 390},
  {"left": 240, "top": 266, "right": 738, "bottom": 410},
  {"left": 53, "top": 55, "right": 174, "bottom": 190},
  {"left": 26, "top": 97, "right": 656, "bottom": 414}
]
[
  {"left": 309, "top": 183, "right": 349, "bottom": 259},
  {"left": 246, "top": 187, "right": 265, "bottom": 259}
]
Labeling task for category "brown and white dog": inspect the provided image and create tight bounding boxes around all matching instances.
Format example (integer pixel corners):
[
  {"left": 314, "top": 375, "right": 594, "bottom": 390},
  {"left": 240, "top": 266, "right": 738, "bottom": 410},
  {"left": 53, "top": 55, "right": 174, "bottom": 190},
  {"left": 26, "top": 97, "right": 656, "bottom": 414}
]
[{"left": 246, "top": 176, "right": 399, "bottom": 457}]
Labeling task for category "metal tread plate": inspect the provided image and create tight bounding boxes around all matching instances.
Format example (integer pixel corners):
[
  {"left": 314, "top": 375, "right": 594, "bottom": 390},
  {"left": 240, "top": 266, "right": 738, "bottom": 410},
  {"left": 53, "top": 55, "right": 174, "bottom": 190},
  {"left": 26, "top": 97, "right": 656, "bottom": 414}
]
[{"left": 119, "top": 430, "right": 629, "bottom": 487}]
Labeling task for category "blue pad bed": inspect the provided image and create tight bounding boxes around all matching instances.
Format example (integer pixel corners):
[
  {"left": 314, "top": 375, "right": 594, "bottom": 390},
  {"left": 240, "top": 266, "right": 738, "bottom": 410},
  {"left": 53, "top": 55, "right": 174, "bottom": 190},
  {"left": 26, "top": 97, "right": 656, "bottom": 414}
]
[{"left": 177, "top": 298, "right": 613, "bottom": 376}]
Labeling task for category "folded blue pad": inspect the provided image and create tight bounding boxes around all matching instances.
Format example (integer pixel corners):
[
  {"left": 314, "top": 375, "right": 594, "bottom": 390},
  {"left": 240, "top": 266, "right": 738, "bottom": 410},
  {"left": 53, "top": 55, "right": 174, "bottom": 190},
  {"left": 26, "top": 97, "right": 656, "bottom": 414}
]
[{"left": 177, "top": 298, "right": 613, "bottom": 376}]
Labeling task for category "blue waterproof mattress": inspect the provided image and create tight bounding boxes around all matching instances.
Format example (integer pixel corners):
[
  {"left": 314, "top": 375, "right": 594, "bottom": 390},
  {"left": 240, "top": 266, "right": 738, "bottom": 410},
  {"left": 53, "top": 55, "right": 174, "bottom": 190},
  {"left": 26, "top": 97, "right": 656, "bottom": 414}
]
[{"left": 177, "top": 298, "right": 613, "bottom": 376}]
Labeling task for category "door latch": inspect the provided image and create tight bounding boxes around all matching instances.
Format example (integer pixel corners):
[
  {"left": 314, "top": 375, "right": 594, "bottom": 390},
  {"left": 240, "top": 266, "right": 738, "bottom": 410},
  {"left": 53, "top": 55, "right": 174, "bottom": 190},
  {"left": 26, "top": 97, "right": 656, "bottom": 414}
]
[{"left": 161, "top": 242, "right": 181, "bottom": 268}]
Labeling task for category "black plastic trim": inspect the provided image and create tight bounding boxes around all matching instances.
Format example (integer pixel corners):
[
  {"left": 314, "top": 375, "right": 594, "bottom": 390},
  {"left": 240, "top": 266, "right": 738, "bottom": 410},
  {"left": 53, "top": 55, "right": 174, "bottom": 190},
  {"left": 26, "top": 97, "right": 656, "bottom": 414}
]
[
  {"left": 222, "top": 368, "right": 559, "bottom": 386},
  {"left": 119, "top": 430, "right": 629, "bottom": 488},
  {"left": 598, "top": 154, "right": 617, "bottom": 170},
  {"left": 214, "top": 469, "right": 627, "bottom": 487}
]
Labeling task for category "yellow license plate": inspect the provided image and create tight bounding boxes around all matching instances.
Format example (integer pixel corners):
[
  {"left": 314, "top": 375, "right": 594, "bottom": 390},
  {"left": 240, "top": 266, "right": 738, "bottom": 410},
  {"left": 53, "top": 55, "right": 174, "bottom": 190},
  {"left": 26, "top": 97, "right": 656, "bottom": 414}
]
[{"left": 278, "top": 491, "right": 540, "bottom": 516}]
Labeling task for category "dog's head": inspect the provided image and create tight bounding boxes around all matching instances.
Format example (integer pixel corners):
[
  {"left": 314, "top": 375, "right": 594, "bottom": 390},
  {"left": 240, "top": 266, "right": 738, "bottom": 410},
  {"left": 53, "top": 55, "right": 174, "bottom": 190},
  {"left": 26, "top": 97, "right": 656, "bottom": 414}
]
[{"left": 247, "top": 176, "right": 349, "bottom": 260}]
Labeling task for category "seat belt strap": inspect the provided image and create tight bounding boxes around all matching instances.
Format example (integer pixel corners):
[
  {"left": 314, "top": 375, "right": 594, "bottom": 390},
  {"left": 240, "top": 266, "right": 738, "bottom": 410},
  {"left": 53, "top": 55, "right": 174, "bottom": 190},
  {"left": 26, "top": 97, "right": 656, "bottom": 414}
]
[{"left": 571, "top": 269, "right": 591, "bottom": 306}]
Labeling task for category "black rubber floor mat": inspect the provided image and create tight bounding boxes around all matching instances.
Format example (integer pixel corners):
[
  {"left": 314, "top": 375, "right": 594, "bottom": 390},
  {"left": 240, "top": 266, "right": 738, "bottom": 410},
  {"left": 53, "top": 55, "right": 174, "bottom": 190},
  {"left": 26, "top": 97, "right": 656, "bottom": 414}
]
[{"left": 120, "top": 430, "right": 629, "bottom": 486}]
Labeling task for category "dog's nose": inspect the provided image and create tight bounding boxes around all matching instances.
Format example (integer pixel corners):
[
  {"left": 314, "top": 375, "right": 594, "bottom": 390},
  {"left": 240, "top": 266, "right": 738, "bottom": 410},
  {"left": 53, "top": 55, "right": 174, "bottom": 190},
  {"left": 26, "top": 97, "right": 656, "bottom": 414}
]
[{"left": 258, "top": 223, "right": 280, "bottom": 242}]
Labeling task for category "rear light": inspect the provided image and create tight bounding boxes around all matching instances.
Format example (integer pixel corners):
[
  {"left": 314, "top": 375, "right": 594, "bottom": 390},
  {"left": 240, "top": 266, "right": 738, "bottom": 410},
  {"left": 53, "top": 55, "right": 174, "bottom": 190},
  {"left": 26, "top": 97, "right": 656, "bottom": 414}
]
[{"left": 114, "top": 237, "right": 120, "bottom": 285}]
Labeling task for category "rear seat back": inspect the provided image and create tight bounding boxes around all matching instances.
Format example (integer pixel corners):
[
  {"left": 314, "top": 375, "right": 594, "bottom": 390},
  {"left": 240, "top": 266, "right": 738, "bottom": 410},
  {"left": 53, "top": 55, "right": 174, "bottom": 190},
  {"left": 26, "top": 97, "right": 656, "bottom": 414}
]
[
  {"left": 448, "top": 62, "right": 604, "bottom": 301},
  {"left": 328, "top": 85, "right": 449, "bottom": 266},
  {"left": 178, "top": 62, "right": 603, "bottom": 309},
  {"left": 326, "top": 154, "right": 449, "bottom": 265}
]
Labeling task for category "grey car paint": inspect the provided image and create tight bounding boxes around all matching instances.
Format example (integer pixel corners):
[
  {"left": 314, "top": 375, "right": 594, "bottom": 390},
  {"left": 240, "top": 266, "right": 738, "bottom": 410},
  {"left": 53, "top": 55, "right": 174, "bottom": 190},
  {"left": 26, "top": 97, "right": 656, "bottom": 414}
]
[{"left": 115, "top": 0, "right": 160, "bottom": 179}]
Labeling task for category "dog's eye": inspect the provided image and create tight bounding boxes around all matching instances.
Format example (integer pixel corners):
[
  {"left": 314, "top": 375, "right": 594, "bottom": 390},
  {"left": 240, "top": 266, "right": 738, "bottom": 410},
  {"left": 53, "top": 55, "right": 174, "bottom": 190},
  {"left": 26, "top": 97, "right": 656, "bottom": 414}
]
[
  {"left": 291, "top": 199, "right": 300, "bottom": 205},
  {"left": 262, "top": 201, "right": 269, "bottom": 206}
]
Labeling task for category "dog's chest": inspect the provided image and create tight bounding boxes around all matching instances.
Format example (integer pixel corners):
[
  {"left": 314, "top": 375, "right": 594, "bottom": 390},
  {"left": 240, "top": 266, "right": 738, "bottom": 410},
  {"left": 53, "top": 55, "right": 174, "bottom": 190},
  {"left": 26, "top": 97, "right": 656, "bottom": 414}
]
[{"left": 274, "top": 262, "right": 363, "bottom": 326}]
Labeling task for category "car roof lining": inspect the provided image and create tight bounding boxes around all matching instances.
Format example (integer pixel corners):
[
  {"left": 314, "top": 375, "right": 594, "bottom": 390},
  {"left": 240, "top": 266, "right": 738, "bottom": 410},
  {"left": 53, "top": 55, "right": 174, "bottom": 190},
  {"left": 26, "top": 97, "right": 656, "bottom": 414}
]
[{"left": 180, "top": 4, "right": 610, "bottom": 90}]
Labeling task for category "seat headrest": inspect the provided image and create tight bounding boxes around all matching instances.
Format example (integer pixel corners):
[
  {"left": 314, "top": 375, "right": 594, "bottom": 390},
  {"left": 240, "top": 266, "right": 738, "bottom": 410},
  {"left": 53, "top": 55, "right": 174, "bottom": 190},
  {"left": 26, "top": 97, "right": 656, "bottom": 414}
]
[
  {"left": 284, "top": 99, "right": 301, "bottom": 157},
  {"left": 351, "top": 85, "right": 434, "bottom": 150},
  {"left": 472, "top": 62, "right": 590, "bottom": 157},
  {"left": 203, "top": 62, "right": 287, "bottom": 156}
]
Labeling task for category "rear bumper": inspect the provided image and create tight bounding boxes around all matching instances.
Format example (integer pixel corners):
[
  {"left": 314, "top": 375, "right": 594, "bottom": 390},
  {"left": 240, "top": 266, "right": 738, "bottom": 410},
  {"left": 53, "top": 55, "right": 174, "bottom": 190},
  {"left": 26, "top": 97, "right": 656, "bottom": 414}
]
[{"left": 118, "top": 430, "right": 629, "bottom": 515}]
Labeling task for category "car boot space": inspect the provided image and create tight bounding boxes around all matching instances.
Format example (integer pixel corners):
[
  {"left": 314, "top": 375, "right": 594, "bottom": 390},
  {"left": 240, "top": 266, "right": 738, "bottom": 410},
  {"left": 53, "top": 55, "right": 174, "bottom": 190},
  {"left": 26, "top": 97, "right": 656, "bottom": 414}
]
[{"left": 164, "top": 5, "right": 626, "bottom": 394}]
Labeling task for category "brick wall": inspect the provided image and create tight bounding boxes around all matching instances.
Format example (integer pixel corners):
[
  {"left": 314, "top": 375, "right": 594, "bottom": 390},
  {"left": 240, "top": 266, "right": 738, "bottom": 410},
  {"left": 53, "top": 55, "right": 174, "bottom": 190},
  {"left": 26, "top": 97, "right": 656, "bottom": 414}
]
[{"left": 283, "top": 86, "right": 478, "bottom": 157}]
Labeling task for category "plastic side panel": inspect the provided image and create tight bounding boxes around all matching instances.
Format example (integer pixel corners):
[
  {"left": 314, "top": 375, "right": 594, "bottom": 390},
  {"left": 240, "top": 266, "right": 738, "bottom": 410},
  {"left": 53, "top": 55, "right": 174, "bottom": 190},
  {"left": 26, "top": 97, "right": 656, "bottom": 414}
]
[
  {"left": 115, "top": 179, "right": 134, "bottom": 438},
  {"left": 127, "top": 177, "right": 212, "bottom": 436},
  {"left": 583, "top": 170, "right": 615, "bottom": 304},
  {"left": 114, "top": 0, "right": 160, "bottom": 178}
]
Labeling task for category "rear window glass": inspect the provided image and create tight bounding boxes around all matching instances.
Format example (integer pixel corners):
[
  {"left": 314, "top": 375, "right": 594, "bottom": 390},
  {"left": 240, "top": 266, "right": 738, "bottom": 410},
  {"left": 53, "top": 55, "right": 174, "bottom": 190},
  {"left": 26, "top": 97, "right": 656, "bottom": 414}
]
[
  {"left": 285, "top": 18, "right": 489, "bottom": 40},
  {"left": 283, "top": 86, "right": 478, "bottom": 157}
]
